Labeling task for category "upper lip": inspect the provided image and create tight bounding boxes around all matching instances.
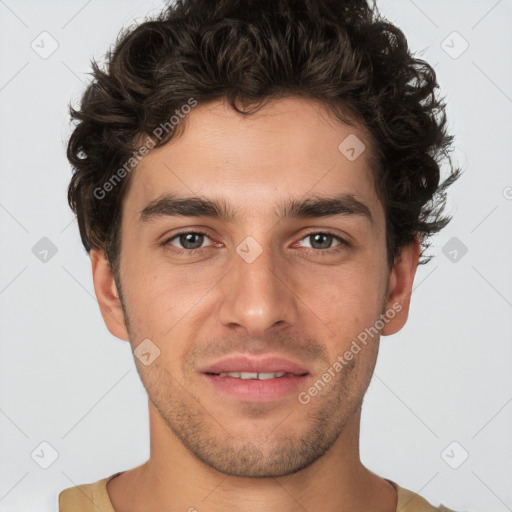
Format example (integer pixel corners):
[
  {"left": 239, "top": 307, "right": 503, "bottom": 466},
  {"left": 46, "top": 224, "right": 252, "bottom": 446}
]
[{"left": 200, "top": 355, "right": 310, "bottom": 375}]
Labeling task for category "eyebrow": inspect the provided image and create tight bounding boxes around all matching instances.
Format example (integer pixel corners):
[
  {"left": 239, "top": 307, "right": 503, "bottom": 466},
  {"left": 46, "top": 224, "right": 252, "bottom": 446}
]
[{"left": 138, "top": 193, "right": 374, "bottom": 225}]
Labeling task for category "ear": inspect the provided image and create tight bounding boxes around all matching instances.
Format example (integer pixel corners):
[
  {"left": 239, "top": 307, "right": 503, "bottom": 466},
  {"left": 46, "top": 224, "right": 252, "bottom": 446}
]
[
  {"left": 381, "top": 236, "right": 421, "bottom": 336},
  {"left": 90, "top": 248, "right": 130, "bottom": 341}
]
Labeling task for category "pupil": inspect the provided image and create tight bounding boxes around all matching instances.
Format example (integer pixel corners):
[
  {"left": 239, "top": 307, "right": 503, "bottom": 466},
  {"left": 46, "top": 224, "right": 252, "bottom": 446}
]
[
  {"left": 312, "top": 233, "right": 331, "bottom": 249},
  {"left": 181, "top": 233, "right": 203, "bottom": 249}
]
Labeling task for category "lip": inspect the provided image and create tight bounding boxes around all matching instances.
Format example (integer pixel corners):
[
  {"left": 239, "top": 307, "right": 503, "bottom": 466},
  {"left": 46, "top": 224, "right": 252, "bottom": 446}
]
[
  {"left": 200, "top": 355, "right": 310, "bottom": 375},
  {"left": 203, "top": 374, "right": 308, "bottom": 402},
  {"left": 200, "top": 355, "right": 310, "bottom": 402}
]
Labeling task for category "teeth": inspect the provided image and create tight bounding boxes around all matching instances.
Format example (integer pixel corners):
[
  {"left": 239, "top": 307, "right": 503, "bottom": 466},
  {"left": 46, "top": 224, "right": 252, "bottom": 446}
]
[
  {"left": 217, "top": 371, "right": 287, "bottom": 380},
  {"left": 240, "top": 372, "right": 258, "bottom": 379},
  {"left": 258, "top": 372, "right": 285, "bottom": 380}
]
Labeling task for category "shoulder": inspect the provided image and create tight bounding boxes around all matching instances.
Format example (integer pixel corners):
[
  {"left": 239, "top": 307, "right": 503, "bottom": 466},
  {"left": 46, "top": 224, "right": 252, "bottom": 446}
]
[
  {"left": 393, "top": 481, "right": 465, "bottom": 512},
  {"left": 58, "top": 473, "right": 120, "bottom": 512}
]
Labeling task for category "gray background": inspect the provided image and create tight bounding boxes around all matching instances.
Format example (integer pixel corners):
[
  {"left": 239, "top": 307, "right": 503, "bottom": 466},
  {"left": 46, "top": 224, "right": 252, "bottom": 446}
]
[{"left": 1, "top": 0, "right": 511, "bottom": 510}]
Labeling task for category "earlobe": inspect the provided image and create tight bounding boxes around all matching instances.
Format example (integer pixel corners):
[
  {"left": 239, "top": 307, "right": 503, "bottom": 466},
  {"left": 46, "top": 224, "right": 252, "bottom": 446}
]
[
  {"left": 90, "top": 248, "right": 130, "bottom": 341},
  {"left": 381, "top": 237, "right": 421, "bottom": 337}
]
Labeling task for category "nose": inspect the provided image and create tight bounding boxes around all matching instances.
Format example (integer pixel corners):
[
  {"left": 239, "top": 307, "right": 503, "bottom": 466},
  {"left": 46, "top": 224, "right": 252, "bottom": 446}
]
[{"left": 217, "top": 241, "right": 299, "bottom": 339}]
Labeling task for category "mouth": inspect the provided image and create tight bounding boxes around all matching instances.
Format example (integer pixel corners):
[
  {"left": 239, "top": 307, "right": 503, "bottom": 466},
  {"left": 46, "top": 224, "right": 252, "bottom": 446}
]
[
  {"left": 208, "top": 371, "right": 303, "bottom": 380},
  {"left": 200, "top": 355, "right": 310, "bottom": 402}
]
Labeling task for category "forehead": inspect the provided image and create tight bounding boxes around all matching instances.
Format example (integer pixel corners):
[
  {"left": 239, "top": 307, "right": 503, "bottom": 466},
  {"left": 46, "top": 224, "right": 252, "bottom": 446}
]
[{"left": 122, "top": 96, "right": 383, "bottom": 225}]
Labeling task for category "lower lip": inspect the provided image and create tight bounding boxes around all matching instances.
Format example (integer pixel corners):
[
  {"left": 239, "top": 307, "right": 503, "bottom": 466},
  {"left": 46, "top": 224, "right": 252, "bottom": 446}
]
[{"left": 202, "top": 374, "right": 309, "bottom": 402}]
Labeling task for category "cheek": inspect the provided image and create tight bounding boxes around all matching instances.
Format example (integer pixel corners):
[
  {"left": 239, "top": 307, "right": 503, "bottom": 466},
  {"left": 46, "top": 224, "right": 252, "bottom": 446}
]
[
  {"left": 300, "top": 264, "right": 385, "bottom": 326},
  {"left": 121, "top": 260, "right": 216, "bottom": 340}
]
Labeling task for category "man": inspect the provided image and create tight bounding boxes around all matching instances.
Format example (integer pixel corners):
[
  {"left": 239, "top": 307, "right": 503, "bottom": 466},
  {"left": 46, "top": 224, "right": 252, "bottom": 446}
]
[{"left": 59, "top": 0, "right": 464, "bottom": 510}]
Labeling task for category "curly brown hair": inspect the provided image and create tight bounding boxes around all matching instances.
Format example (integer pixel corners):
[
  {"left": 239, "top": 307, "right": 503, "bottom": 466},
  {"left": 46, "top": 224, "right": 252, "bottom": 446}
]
[{"left": 67, "top": 0, "right": 461, "bottom": 276}]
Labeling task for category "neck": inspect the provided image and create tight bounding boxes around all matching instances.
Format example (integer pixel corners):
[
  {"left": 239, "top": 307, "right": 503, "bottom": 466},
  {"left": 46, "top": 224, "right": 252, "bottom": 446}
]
[{"left": 107, "top": 401, "right": 397, "bottom": 512}]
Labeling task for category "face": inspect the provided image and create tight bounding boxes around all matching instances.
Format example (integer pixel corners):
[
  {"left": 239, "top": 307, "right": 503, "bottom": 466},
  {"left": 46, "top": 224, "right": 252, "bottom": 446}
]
[{"left": 92, "top": 96, "right": 418, "bottom": 478}]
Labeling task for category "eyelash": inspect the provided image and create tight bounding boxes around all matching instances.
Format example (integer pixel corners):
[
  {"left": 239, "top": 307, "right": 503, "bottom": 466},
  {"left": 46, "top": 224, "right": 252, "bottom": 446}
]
[{"left": 162, "top": 230, "right": 350, "bottom": 256}]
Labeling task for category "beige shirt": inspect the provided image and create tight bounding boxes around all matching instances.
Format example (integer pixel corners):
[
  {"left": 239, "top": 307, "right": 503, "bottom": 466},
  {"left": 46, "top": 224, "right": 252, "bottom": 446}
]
[{"left": 59, "top": 472, "right": 459, "bottom": 511}]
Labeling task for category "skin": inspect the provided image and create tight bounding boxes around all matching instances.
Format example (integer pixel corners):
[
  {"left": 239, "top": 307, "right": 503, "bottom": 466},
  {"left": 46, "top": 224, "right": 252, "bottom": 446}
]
[{"left": 91, "top": 96, "right": 420, "bottom": 512}]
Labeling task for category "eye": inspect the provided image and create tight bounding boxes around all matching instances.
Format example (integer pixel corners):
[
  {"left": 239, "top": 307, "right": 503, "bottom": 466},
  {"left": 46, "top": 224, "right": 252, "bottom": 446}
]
[
  {"left": 296, "top": 232, "right": 349, "bottom": 254},
  {"left": 164, "top": 231, "right": 213, "bottom": 253}
]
